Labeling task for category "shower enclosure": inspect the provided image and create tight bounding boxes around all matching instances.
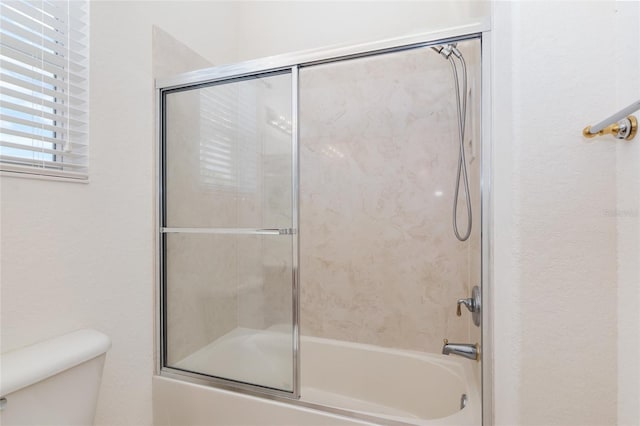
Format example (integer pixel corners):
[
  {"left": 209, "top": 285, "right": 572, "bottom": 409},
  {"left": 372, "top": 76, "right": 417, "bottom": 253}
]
[{"left": 157, "top": 26, "right": 490, "bottom": 425}]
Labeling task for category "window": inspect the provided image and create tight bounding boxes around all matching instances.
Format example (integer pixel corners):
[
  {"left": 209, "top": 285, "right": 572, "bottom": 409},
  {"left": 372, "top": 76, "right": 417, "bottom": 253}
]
[{"left": 0, "top": 0, "right": 89, "bottom": 180}]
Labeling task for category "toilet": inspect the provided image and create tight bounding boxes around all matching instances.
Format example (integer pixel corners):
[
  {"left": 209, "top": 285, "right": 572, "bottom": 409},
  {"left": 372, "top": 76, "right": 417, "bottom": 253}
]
[{"left": 0, "top": 329, "right": 111, "bottom": 426}]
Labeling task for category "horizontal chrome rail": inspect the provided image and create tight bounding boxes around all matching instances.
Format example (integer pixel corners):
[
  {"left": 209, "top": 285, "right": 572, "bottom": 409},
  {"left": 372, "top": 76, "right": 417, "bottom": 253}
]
[{"left": 161, "top": 227, "right": 295, "bottom": 235}]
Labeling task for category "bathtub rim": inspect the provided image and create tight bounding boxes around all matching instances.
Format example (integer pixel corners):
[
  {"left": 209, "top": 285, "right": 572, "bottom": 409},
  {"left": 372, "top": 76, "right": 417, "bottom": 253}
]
[
  {"left": 159, "top": 333, "right": 480, "bottom": 426},
  {"left": 299, "top": 335, "right": 481, "bottom": 424},
  {"left": 158, "top": 370, "right": 477, "bottom": 426}
]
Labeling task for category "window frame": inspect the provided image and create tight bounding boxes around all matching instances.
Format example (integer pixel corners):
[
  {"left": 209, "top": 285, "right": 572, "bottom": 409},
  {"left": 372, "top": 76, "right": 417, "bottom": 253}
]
[{"left": 0, "top": 0, "right": 90, "bottom": 181}]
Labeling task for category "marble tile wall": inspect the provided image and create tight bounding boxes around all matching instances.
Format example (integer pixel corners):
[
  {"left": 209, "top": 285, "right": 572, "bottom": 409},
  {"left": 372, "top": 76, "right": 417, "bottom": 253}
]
[
  {"left": 165, "top": 233, "right": 239, "bottom": 364},
  {"left": 299, "top": 40, "right": 482, "bottom": 353},
  {"left": 235, "top": 74, "right": 293, "bottom": 331},
  {"left": 164, "top": 39, "right": 482, "bottom": 362}
]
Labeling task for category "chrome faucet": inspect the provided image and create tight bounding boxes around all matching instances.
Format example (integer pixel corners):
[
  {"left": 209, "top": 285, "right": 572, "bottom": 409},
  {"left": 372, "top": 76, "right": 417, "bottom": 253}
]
[{"left": 442, "top": 339, "right": 479, "bottom": 361}]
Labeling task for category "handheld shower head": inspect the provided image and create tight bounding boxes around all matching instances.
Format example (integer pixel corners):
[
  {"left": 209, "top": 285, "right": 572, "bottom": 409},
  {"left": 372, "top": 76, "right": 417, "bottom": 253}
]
[
  {"left": 429, "top": 42, "right": 472, "bottom": 241},
  {"left": 431, "top": 43, "right": 462, "bottom": 59}
]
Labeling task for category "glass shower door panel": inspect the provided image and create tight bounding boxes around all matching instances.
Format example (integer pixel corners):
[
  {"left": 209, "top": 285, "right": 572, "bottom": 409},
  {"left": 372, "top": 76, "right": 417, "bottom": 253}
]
[
  {"left": 164, "top": 233, "right": 294, "bottom": 391},
  {"left": 162, "top": 70, "right": 296, "bottom": 393},
  {"left": 164, "top": 72, "right": 293, "bottom": 229}
]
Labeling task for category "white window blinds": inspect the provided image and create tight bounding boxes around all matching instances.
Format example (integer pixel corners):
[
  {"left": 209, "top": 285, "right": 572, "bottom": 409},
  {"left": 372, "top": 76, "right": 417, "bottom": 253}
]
[
  {"left": 199, "top": 83, "right": 258, "bottom": 192},
  {"left": 0, "top": 0, "right": 89, "bottom": 180}
]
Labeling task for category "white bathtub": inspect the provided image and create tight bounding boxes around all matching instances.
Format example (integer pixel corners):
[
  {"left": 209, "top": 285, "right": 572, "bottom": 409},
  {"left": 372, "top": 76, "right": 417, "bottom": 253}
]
[{"left": 154, "top": 328, "right": 480, "bottom": 426}]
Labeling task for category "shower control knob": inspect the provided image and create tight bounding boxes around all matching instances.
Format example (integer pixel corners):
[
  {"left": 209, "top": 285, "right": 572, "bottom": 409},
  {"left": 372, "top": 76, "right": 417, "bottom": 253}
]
[
  {"left": 455, "top": 286, "right": 481, "bottom": 327},
  {"left": 456, "top": 298, "right": 474, "bottom": 316}
]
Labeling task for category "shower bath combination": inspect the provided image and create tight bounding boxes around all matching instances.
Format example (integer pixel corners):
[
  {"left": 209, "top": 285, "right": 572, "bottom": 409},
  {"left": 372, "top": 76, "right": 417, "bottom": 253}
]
[{"left": 156, "top": 32, "right": 486, "bottom": 426}]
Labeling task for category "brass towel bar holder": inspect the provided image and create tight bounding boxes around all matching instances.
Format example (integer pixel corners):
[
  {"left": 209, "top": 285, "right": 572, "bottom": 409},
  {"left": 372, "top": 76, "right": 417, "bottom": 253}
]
[{"left": 583, "top": 100, "right": 639, "bottom": 141}]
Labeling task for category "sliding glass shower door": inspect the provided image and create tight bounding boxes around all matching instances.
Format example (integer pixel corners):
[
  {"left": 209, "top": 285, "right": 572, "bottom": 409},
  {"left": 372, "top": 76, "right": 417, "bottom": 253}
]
[{"left": 160, "top": 69, "right": 298, "bottom": 395}]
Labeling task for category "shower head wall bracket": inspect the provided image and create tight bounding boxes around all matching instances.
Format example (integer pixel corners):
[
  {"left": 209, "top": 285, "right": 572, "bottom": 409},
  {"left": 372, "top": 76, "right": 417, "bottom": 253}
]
[{"left": 430, "top": 43, "right": 461, "bottom": 59}]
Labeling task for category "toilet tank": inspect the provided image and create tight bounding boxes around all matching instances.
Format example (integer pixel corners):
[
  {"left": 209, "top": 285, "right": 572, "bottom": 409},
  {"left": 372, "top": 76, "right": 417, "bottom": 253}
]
[{"left": 0, "top": 329, "right": 111, "bottom": 426}]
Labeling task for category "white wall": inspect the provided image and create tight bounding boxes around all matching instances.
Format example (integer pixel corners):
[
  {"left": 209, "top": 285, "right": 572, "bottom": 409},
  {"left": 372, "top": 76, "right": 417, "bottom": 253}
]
[
  {"left": 492, "top": 1, "right": 638, "bottom": 425},
  {"left": 0, "top": 2, "right": 236, "bottom": 425},
  {"left": 232, "top": 1, "right": 487, "bottom": 61},
  {"left": 615, "top": 2, "right": 640, "bottom": 425}
]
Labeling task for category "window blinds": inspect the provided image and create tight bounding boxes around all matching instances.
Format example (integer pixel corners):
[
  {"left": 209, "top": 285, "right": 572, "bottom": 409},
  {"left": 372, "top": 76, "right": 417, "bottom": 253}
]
[
  {"left": 199, "top": 82, "right": 258, "bottom": 192},
  {"left": 0, "top": 0, "right": 89, "bottom": 180}
]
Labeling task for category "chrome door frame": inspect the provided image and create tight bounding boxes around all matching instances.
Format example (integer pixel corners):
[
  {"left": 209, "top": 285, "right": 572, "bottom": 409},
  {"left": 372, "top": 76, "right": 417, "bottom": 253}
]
[{"left": 157, "top": 67, "right": 299, "bottom": 399}]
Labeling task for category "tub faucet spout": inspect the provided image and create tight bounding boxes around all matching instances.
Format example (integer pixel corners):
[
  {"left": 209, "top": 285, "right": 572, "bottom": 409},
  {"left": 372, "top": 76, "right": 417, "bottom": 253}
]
[{"left": 442, "top": 339, "right": 479, "bottom": 361}]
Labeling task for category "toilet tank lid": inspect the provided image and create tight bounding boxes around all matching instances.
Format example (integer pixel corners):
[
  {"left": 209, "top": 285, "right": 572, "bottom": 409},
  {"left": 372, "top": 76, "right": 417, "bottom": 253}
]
[{"left": 0, "top": 329, "right": 111, "bottom": 397}]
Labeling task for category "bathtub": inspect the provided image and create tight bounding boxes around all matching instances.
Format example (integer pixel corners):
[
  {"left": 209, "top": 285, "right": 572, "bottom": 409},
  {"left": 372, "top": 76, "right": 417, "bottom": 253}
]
[{"left": 154, "top": 328, "right": 480, "bottom": 426}]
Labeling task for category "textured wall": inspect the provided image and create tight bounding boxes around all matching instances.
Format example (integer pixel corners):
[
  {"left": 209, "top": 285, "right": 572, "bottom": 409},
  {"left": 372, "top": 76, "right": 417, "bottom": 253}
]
[
  {"left": 232, "top": 1, "right": 488, "bottom": 62},
  {"left": 492, "top": 2, "right": 625, "bottom": 425},
  {"left": 0, "top": 4, "right": 239, "bottom": 425},
  {"left": 615, "top": 2, "right": 640, "bottom": 425},
  {"left": 299, "top": 41, "right": 482, "bottom": 353}
]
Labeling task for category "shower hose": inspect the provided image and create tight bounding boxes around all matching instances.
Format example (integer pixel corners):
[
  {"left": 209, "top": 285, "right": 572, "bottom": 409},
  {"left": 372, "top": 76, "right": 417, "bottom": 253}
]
[{"left": 447, "top": 50, "right": 472, "bottom": 242}]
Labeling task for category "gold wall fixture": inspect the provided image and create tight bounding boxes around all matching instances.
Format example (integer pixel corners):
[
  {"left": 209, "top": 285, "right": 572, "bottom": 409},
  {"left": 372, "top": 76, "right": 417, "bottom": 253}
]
[
  {"left": 583, "top": 99, "right": 640, "bottom": 141},
  {"left": 583, "top": 115, "right": 637, "bottom": 141}
]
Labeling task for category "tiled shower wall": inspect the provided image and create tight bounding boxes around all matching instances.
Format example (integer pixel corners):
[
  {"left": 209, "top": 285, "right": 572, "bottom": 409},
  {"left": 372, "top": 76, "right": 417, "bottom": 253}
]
[
  {"left": 164, "top": 40, "right": 481, "bottom": 360},
  {"left": 299, "top": 41, "right": 481, "bottom": 353}
]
